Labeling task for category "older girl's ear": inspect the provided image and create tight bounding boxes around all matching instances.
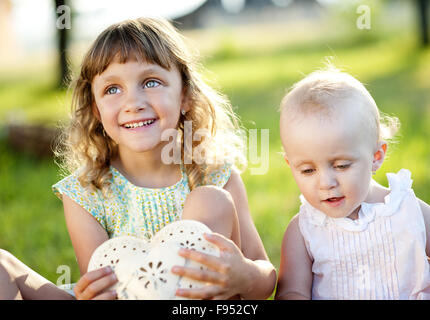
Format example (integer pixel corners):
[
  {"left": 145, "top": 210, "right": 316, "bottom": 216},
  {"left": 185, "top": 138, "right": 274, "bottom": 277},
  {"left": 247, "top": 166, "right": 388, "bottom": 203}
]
[{"left": 181, "top": 86, "right": 191, "bottom": 113}]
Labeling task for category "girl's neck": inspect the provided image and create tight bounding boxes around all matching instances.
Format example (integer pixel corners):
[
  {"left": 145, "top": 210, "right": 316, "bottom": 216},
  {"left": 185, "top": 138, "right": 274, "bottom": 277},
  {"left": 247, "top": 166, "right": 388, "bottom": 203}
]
[
  {"left": 347, "top": 179, "right": 391, "bottom": 220},
  {"left": 112, "top": 146, "right": 182, "bottom": 189},
  {"left": 365, "top": 179, "right": 390, "bottom": 203}
]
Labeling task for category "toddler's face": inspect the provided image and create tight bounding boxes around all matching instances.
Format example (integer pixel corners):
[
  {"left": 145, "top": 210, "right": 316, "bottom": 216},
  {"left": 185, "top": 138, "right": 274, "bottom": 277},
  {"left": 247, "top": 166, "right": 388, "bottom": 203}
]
[
  {"left": 280, "top": 103, "right": 377, "bottom": 220},
  {"left": 91, "top": 58, "right": 187, "bottom": 157}
]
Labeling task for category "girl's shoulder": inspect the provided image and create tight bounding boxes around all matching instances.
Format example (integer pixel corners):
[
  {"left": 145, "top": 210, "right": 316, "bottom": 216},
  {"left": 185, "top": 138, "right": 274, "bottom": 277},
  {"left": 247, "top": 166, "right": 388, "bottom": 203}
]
[
  {"left": 202, "top": 162, "right": 233, "bottom": 188},
  {"left": 52, "top": 171, "right": 106, "bottom": 204},
  {"left": 52, "top": 172, "right": 98, "bottom": 200},
  {"left": 52, "top": 171, "right": 107, "bottom": 228},
  {"left": 365, "top": 168, "right": 418, "bottom": 215},
  {"left": 367, "top": 168, "right": 413, "bottom": 203}
]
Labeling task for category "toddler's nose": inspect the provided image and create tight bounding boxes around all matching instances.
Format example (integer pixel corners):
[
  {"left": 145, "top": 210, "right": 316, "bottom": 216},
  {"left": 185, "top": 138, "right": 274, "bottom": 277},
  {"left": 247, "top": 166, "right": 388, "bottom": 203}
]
[{"left": 318, "top": 170, "right": 338, "bottom": 190}]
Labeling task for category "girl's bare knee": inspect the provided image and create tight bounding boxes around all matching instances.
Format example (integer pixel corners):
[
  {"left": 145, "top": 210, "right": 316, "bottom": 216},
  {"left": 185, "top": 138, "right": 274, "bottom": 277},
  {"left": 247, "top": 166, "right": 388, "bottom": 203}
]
[
  {"left": 0, "top": 249, "right": 13, "bottom": 266},
  {"left": 0, "top": 249, "right": 22, "bottom": 278},
  {"left": 183, "top": 186, "right": 240, "bottom": 246},
  {"left": 185, "top": 186, "right": 235, "bottom": 219},
  {"left": 0, "top": 249, "right": 16, "bottom": 289},
  {"left": 187, "top": 186, "right": 234, "bottom": 207},
  {"left": 0, "top": 250, "right": 30, "bottom": 279}
]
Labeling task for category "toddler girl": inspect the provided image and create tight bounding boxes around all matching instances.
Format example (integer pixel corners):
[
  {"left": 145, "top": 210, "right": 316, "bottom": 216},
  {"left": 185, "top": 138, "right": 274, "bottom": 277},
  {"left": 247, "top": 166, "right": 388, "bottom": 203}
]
[
  {"left": 275, "top": 66, "right": 430, "bottom": 300},
  {"left": 0, "top": 17, "right": 276, "bottom": 300}
]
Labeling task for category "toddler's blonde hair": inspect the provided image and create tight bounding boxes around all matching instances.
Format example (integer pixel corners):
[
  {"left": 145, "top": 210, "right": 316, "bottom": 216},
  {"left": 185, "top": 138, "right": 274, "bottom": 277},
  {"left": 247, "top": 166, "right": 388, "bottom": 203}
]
[
  {"left": 56, "top": 17, "right": 246, "bottom": 193},
  {"left": 280, "top": 65, "right": 400, "bottom": 149}
]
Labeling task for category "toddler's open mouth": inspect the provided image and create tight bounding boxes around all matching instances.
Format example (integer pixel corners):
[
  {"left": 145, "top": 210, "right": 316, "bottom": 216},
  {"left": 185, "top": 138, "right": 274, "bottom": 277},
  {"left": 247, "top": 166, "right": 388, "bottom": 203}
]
[{"left": 323, "top": 196, "right": 345, "bottom": 207}]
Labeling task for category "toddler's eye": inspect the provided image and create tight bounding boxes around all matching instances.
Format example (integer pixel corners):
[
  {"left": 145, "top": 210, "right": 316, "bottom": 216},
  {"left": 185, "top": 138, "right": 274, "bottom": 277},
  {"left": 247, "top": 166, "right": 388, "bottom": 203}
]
[
  {"left": 106, "top": 86, "right": 120, "bottom": 95},
  {"left": 301, "top": 168, "right": 315, "bottom": 175},
  {"left": 144, "top": 80, "right": 160, "bottom": 88},
  {"left": 335, "top": 164, "right": 351, "bottom": 170}
]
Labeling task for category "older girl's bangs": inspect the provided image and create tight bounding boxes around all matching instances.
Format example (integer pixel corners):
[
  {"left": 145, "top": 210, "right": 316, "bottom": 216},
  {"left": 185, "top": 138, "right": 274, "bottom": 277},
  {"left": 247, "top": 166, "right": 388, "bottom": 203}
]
[{"left": 86, "top": 22, "right": 175, "bottom": 79}]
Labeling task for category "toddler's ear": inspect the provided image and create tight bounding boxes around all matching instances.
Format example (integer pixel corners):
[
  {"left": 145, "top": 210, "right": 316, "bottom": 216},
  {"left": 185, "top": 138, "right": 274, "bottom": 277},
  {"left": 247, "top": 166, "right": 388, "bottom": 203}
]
[
  {"left": 284, "top": 154, "right": 290, "bottom": 166},
  {"left": 372, "top": 141, "right": 387, "bottom": 173}
]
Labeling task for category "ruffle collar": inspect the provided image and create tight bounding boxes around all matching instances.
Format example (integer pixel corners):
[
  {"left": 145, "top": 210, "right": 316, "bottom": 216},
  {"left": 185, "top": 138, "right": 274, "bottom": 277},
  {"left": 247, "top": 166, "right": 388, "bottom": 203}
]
[{"left": 299, "top": 169, "right": 413, "bottom": 232}]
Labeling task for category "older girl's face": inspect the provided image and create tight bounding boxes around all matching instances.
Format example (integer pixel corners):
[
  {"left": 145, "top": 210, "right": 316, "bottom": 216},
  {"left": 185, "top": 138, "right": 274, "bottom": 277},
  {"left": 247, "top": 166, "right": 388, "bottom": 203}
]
[{"left": 91, "top": 58, "right": 188, "bottom": 157}]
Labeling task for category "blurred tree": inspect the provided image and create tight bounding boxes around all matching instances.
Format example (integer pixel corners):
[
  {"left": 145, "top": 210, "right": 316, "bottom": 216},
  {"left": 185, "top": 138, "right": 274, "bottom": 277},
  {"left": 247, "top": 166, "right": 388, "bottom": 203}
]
[
  {"left": 175, "top": 0, "right": 222, "bottom": 29},
  {"left": 245, "top": 0, "right": 271, "bottom": 7},
  {"left": 417, "top": 0, "right": 429, "bottom": 46},
  {"left": 54, "top": 0, "right": 72, "bottom": 88}
]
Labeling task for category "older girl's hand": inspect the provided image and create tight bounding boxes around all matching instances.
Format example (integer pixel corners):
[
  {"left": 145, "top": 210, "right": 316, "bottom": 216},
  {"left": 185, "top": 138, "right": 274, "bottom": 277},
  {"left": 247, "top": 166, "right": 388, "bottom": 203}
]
[
  {"left": 73, "top": 266, "right": 118, "bottom": 300},
  {"left": 171, "top": 232, "right": 252, "bottom": 300}
]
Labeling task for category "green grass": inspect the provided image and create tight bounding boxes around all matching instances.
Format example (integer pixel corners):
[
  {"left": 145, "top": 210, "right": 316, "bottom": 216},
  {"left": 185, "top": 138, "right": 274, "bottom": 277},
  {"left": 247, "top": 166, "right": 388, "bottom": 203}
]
[
  {"left": 0, "top": 18, "right": 429, "bottom": 288},
  {"left": 0, "top": 143, "right": 79, "bottom": 282}
]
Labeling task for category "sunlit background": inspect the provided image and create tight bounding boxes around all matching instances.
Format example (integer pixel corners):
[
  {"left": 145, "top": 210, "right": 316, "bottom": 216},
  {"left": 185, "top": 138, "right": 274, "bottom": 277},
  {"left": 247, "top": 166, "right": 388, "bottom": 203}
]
[
  {"left": 1, "top": 0, "right": 429, "bottom": 295},
  {"left": 8, "top": 0, "right": 206, "bottom": 49}
]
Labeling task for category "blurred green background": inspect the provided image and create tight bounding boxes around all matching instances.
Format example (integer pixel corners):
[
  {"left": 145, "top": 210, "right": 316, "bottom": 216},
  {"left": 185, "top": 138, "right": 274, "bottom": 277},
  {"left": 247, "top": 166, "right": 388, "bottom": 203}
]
[{"left": 0, "top": 0, "right": 429, "bottom": 289}]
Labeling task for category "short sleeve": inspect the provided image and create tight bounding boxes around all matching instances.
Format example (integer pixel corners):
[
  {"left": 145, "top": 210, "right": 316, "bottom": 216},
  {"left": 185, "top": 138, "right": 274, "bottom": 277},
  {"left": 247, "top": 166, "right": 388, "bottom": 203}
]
[
  {"left": 52, "top": 174, "right": 107, "bottom": 229},
  {"left": 204, "top": 163, "right": 232, "bottom": 188}
]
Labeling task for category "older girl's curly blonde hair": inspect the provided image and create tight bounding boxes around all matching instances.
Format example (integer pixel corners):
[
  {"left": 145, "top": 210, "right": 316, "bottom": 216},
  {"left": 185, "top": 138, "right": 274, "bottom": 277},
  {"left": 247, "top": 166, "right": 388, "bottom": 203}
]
[{"left": 56, "top": 17, "right": 247, "bottom": 193}]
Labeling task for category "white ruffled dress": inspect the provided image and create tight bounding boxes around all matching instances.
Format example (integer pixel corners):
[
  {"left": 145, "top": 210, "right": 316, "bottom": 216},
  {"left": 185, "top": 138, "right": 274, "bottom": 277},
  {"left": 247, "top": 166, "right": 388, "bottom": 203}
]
[{"left": 298, "top": 169, "right": 430, "bottom": 300}]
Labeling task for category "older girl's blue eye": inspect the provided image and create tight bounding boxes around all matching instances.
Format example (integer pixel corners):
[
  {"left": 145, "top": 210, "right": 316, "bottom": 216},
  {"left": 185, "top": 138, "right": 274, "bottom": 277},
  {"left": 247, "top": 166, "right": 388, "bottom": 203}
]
[
  {"left": 145, "top": 80, "right": 160, "bottom": 88},
  {"left": 106, "top": 86, "right": 119, "bottom": 95}
]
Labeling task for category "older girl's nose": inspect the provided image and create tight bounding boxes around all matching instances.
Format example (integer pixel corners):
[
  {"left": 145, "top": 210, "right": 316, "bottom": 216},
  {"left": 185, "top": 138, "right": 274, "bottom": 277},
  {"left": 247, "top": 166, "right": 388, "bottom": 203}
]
[{"left": 124, "top": 86, "right": 145, "bottom": 112}]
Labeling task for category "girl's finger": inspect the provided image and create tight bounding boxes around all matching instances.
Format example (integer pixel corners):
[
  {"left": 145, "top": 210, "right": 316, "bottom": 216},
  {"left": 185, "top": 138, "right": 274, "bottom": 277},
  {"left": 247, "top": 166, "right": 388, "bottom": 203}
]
[
  {"left": 176, "top": 285, "right": 223, "bottom": 300},
  {"left": 74, "top": 267, "right": 113, "bottom": 298},
  {"left": 203, "top": 233, "right": 235, "bottom": 252},
  {"left": 78, "top": 272, "right": 118, "bottom": 300},
  {"left": 177, "top": 248, "right": 227, "bottom": 272},
  {"left": 92, "top": 290, "right": 117, "bottom": 300},
  {"left": 171, "top": 266, "right": 228, "bottom": 286},
  {"left": 212, "top": 293, "right": 234, "bottom": 300}
]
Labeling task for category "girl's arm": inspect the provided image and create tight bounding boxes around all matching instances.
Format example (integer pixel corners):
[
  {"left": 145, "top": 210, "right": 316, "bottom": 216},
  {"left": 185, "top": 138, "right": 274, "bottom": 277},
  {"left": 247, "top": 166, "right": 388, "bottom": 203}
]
[
  {"left": 275, "top": 214, "right": 313, "bottom": 300},
  {"left": 222, "top": 170, "right": 277, "bottom": 299},
  {"left": 174, "top": 170, "right": 277, "bottom": 300},
  {"left": 62, "top": 195, "right": 108, "bottom": 274},
  {"left": 62, "top": 195, "right": 118, "bottom": 299}
]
